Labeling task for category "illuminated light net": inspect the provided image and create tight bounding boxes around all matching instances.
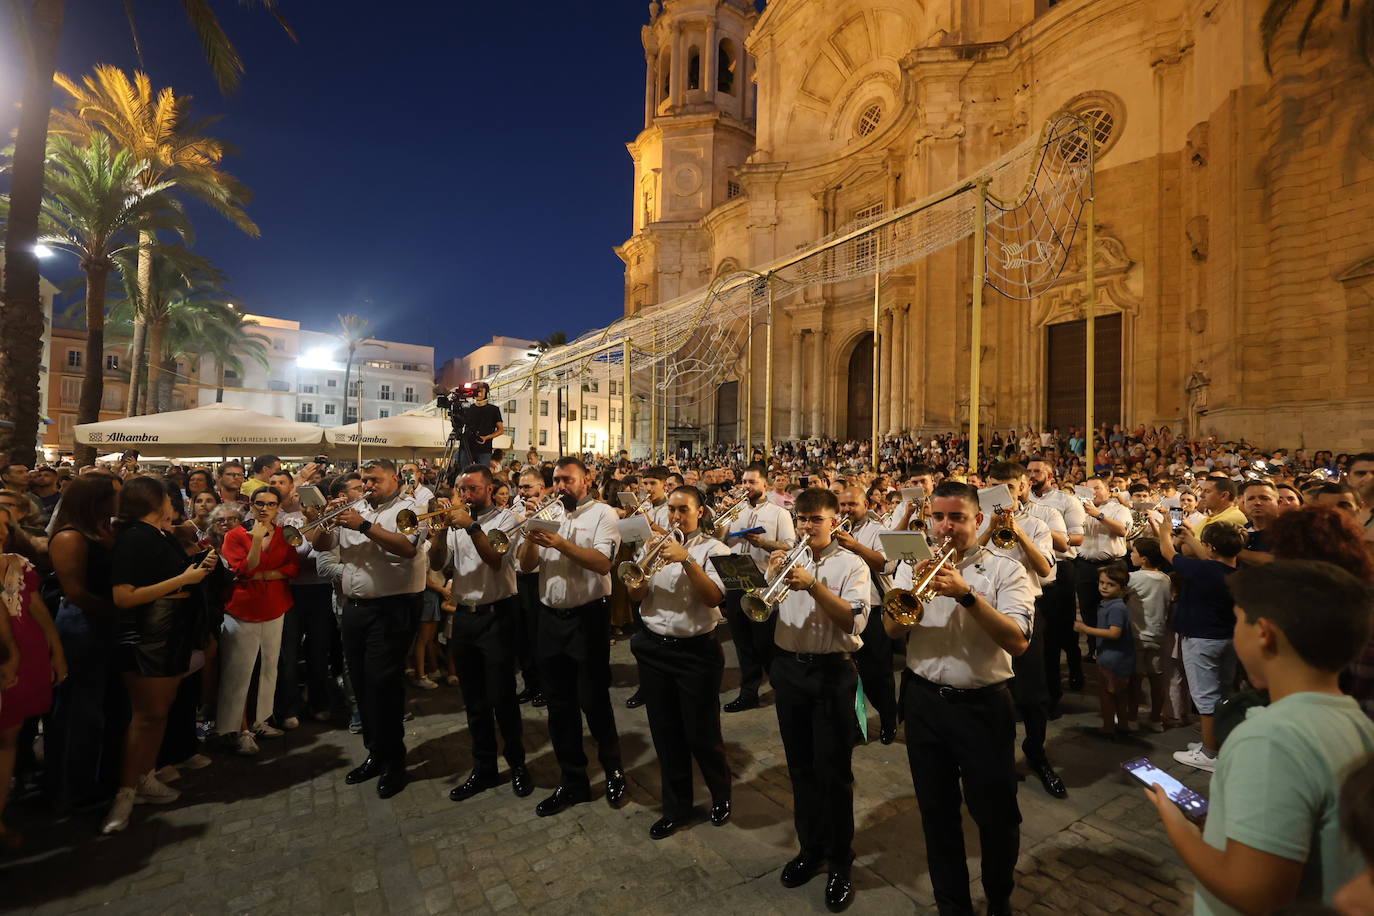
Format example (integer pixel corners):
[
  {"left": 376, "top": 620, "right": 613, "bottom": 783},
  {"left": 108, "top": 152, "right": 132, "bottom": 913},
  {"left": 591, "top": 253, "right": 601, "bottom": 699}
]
[{"left": 489, "top": 116, "right": 1094, "bottom": 409}]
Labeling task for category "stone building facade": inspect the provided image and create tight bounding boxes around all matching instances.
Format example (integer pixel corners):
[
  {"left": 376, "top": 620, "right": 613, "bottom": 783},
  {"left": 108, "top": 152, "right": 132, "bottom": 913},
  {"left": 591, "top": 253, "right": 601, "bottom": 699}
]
[{"left": 617, "top": 0, "right": 1374, "bottom": 452}]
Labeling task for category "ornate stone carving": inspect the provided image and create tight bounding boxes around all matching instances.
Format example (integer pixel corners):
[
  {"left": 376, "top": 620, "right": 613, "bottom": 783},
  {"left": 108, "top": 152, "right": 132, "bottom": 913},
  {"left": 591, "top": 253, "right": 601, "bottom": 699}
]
[
  {"left": 1032, "top": 227, "right": 1139, "bottom": 327},
  {"left": 1187, "top": 122, "right": 1209, "bottom": 167},
  {"left": 1185, "top": 216, "right": 1209, "bottom": 261}
]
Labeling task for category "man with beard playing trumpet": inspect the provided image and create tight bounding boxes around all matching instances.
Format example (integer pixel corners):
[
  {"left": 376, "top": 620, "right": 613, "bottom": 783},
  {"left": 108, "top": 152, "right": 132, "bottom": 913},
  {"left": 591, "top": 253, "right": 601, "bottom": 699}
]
[
  {"left": 884, "top": 481, "right": 1035, "bottom": 916},
  {"left": 427, "top": 464, "right": 531, "bottom": 802},
  {"left": 624, "top": 485, "right": 733, "bottom": 840}
]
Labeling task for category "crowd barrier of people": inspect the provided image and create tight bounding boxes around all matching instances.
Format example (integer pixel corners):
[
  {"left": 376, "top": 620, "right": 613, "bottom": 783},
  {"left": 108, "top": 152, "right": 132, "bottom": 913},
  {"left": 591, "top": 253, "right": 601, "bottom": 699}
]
[{"left": 0, "top": 425, "right": 1372, "bottom": 915}]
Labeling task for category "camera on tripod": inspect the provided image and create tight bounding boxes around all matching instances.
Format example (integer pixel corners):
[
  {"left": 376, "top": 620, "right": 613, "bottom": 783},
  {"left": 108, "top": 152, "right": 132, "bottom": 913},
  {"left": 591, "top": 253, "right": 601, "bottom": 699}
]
[{"left": 442, "top": 382, "right": 486, "bottom": 436}]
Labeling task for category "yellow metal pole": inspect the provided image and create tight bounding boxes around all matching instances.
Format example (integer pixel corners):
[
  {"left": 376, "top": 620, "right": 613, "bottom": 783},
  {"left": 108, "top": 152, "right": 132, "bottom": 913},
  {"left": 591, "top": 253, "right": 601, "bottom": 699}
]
[
  {"left": 969, "top": 180, "right": 988, "bottom": 474},
  {"left": 529, "top": 373, "right": 538, "bottom": 452},
  {"left": 622, "top": 340, "right": 632, "bottom": 455},
  {"left": 355, "top": 362, "right": 364, "bottom": 467},
  {"left": 1086, "top": 196, "right": 1097, "bottom": 466},
  {"left": 745, "top": 318, "right": 753, "bottom": 452},
  {"left": 871, "top": 233, "right": 881, "bottom": 472},
  {"left": 764, "top": 280, "right": 774, "bottom": 461}
]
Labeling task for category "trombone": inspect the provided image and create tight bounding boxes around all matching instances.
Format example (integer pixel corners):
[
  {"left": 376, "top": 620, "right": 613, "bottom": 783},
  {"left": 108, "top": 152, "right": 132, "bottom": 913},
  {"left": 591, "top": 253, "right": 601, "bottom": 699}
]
[
  {"left": 740, "top": 518, "right": 851, "bottom": 622},
  {"left": 617, "top": 526, "right": 685, "bottom": 587},
  {"left": 396, "top": 500, "right": 467, "bottom": 536},
  {"left": 282, "top": 498, "right": 366, "bottom": 547},
  {"left": 882, "top": 536, "right": 957, "bottom": 626}
]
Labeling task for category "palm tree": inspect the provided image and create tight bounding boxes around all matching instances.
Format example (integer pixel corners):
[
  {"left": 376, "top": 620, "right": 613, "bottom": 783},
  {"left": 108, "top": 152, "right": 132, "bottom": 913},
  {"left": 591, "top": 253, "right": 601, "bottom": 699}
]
[
  {"left": 0, "top": 0, "right": 292, "bottom": 465},
  {"left": 335, "top": 314, "right": 374, "bottom": 417},
  {"left": 200, "top": 307, "right": 271, "bottom": 404},
  {"left": 2, "top": 133, "right": 189, "bottom": 464},
  {"left": 50, "top": 65, "right": 258, "bottom": 416},
  {"left": 1261, "top": 0, "right": 1374, "bottom": 71}
]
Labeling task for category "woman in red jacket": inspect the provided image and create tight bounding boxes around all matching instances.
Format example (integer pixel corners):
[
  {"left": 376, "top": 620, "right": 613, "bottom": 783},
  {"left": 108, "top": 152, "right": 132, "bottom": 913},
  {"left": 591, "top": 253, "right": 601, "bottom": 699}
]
[{"left": 212, "top": 486, "right": 299, "bottom": 755}]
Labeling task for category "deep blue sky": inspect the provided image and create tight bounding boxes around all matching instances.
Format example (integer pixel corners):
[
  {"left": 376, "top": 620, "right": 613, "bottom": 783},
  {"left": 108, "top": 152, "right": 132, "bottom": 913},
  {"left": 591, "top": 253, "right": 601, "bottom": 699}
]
[{"left": 0, "top": 0, "right": 652, "bottom": 364}]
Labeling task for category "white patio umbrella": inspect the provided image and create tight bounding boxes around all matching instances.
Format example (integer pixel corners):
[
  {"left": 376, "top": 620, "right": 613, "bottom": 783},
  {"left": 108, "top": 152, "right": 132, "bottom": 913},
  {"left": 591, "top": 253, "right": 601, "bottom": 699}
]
[
  {"left": 76, "top": 403, "right": 324, "bottom": 458},
  {"left": 324, "top": 404, "right": 453, "bottom": 458}
]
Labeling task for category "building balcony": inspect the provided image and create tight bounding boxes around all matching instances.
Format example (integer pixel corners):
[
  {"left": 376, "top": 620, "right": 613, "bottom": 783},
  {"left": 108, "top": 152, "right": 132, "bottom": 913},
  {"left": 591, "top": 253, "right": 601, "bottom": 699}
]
[{"left": 297, "top": 413, "right": 319, "bottom": 423}]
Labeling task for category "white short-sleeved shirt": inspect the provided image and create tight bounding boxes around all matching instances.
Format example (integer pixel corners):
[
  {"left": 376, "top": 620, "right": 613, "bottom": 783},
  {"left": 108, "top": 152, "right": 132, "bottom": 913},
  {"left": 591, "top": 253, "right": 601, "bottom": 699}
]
[
  {"left": 1029, "top": 487, "right": 1085, "bottom": 559},
  {"left": 336, "top": 494, "right": 427, "bottom": 599},
  {"left": 773, "top": 542, "right": 871, "bottom": 655},
  {"left": 536, "top": 498, "right": 621, "bottom": 609},
  {"left": 900, "top": 547, "right": 1035, "bottom": 688},
  {"left": 1080, "top": 500, "right": 1133, "bottom": 561},
  {"left": 647, "top": 500, "right": 671, "bottom": 533},
  {"left": 639, "top": 533, "right": 731, "bottom": 637},
  {"left": 847, "top": 515, "right": 888, "bottom": 604},
  {"left": 1022, "top": 501, "right": 1067, "bottom": 585},
  {"left": 444, "top": 506, "right": 522, "bottom": 606},
  {"left": 977, "top": 510, "right": 1054, "bottom": 599},
  {"left": 730, "top": 499, "right": 796, "bottom": 570}
]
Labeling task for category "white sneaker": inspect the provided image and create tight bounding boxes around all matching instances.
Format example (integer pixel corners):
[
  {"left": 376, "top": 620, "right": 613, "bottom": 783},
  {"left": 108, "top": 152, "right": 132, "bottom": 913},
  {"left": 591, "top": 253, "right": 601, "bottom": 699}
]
[
  {"left": 153, "top": 764, "right": 181, "bottom": 784},
  {"left": 1172, "top": 746, "right": 1217, "bottom": 773},
  {"left": 177, "top": 753, "right": 213, "bottom": 770},
  {"left": 236, "top": 731, "right": 261, "bottom": 756},
  {"left": 1187, "top": 740, "right": 1203, "bottom": 752},
  {"left": 279, "top": 716, "right": 300, "bottom": 730},
  {"left": 101, "top": 788, "right": 136, "bottom": 834},
  {"left": 252, "top": 722, "right": 284, "bottom": 739},
  {"left": 135, "top": 771, "right": 181, "bottom": 804},
  {"left": 413, "top": 675, "right": 438, "bottom": 691}
]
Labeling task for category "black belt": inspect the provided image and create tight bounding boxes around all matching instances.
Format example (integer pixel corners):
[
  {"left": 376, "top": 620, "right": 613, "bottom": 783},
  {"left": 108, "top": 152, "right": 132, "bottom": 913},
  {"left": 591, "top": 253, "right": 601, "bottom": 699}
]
[
  {"left": 1079, "top": 556, "right": 1125, "bottom": 566},
  {"left": 542, "top": 597, "right": 605, "bottom": 620},
  {"left": 908, "top": 672, "right": 1009, "bottom": 700},
  {"left": 777, "top": 650, "right": 851, "bottom": 665},
  {"left": 637, "top": 627, "right": 715, "bottom": 647}
]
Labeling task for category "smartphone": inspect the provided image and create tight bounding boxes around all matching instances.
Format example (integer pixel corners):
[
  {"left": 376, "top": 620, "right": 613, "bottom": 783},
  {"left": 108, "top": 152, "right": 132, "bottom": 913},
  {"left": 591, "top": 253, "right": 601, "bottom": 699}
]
[
  {"left": 1121, "top": 757, "right": 1208, "bottom": 820},
  {"left": 1169, "top": 507, "right": 1184, "bottom": 530},
  {"left": 799, "top": 476, "right": 811, "bottom": 488},
  {"left": 298, "top": 484, "right": 326, "bottom": 509}
]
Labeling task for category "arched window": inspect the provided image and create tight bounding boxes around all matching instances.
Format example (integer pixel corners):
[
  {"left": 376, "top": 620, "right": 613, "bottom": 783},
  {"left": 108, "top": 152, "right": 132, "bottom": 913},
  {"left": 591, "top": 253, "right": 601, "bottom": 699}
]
[
  {"left": 718, "top": 40, "right": 736, "bottom": 95},
  {"left": 660, "top": 51, "right": 671, "bottom": 101},
  {"left": 687, "top": 47, "right": 701, "bottom": 91}
]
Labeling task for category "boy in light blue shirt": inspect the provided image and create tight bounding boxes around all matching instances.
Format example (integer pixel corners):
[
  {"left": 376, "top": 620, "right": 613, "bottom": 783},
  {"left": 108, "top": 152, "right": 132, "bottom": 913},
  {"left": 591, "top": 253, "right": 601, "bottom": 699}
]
[{"left": 1147, "top": 559, "right": 1374, "bottom": 914}]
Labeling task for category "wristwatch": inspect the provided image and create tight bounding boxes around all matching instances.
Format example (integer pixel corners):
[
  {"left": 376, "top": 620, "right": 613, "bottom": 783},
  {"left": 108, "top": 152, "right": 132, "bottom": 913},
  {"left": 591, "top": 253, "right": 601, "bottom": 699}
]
[
  {"left": 956, "top": 589, "right": 977, "bottom": 608},
  {"left": 466, "top": 522, "right": 483, "bottom": 537},
  {"left": 358, "top": 520, "right": 373, "bottom": 536}
]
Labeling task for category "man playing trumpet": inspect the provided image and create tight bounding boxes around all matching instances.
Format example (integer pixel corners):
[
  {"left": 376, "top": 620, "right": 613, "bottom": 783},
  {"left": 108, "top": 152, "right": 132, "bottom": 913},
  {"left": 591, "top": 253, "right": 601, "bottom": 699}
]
[
  {"left": 624, "top": 486, "right": 732, "bottom": 841},
  {"left": 884, "top": 481, "right": 1035, "bottom": 916}
]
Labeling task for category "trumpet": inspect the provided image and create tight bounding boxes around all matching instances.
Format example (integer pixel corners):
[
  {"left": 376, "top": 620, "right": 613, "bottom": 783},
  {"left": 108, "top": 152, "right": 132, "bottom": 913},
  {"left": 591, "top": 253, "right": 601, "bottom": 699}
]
[
  {"left": 904, "top": 497, "right": 929, "bottom": 531},
  {"left": 1126, "top": 501, "right": 1161, "bottom": 540},
  {"left": 740, "top": 518, "right": 852, "bottom": 623},
  {"left": 989, "top": 506, "right": 1019, "bottom": 550},
  {"left": 709, "top": 488, "right": 750, "bottom": 539},
  {"left": 618, "top": 526, "right": 686, "bottom": 587},
  {"left": 282, "top": 497, "right": 366, "bottom": 547},
  {"left": 883, "top": 536, "right": 958, "bottom": 626},
  {"left": 396, "top": 500, "right": 467, "bottom": 536},
  {"left": 488, "top": 492, "right": 567, "bottom": 555}
]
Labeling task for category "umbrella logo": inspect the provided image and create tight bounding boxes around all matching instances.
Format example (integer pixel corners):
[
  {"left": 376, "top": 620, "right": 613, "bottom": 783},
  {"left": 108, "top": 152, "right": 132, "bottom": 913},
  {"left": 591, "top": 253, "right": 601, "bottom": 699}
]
[{"left": 88, "top": 432, "right": 105, "bottom": 443}]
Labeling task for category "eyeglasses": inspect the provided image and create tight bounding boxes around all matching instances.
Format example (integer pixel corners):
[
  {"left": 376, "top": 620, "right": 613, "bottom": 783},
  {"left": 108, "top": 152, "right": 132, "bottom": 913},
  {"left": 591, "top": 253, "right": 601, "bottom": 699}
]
[{"left": 253, "top": 501, "right": 279, "bottom": 509}]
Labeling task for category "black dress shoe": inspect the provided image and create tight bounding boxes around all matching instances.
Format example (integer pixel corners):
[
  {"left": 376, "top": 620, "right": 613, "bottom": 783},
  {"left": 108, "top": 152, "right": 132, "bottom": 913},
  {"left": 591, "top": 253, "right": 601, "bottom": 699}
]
[
  {"left": 986, "top": 899, "right": 1013, "bottom": 916},
  {"left": 624, "top": 691, "right": 645, "bottom": 709},
  {"left": 511, "top": 766, "right": 533, "bottom": 798},
  {"left": 780, "top": 853, "right": 824, "bottom": 888},
  {"left": 648, "top": 815, "right": 684, "bottom": 840},
  {"left": 723, "top": 695, "right": 758, "bottom": 714},
  {"left": 531, "top": 693, "right": 547, "bottom": 708},
  {"left": 515, "top": 688, "right": 535, "bottom": 705},
  {"left": 376, "top": 767, "right": 408, "bottom": 799},
  {"left": 879, "top": 725, "right": 897, "bottom": 745},
  {"left": 535, "top": 785, "right": 590, "bottom": 817},
  {"left": 825, "top": 872, "right": 854, "bottom": 912},
  {"left": 345, "top": 757, "right": 383, "bottom": 785},
  {"left": 1033, "top": 762, "right": 1068, "bottom": 799},
  {"left": 709, "top": 798, "right": 731, "bottom": 826},
  {"left": 449, "top": 770, "right": 500, "bottom": 802},
  {"left": 1068, "top": 677, "right": 1085, "bottom": 691},
  {"left": 605, "top": 768, "right": 627, "bottom": 806}
]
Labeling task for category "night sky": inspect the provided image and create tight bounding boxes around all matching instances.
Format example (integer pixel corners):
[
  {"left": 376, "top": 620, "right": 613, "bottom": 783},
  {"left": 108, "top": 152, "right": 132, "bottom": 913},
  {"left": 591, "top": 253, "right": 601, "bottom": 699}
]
[{"left": 0, "top": 0, "right": 651, "bottom": 364}]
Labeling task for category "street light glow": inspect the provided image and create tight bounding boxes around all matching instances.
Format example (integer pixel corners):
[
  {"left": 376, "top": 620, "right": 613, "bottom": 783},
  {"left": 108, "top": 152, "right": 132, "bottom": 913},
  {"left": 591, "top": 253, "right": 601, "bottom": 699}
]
[
  {"left": 33, "top": 244, "right": 53, "bottom": 259},
  {"left": 297, "top": 345, "right": 342, "bottom": 370}
]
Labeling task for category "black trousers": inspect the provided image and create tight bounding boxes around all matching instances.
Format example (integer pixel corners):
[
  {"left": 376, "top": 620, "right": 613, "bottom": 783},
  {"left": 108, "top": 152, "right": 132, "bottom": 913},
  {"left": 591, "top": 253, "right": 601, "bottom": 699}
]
[
  {"left": 1041, "top": 561, "right": 1081, "bottom": 702},
  {"left": 771, "top": 653, "right": 858, "bottom": 871},
  {"left": 904, "top": 674, "right": 1021, "bottom": 915},
  {"left": 630, "top": 629, "right": 731, "bottom": 818},
  {"left": 853, "top": 605, "right": 897, "bottom": 732},
  {"left": 277, "top": 583, "right": 337, "bottom": 719},
  {"left": 724, "top": 589, "right": 777, "bottom": 700},
  {"left": 451, "top": 595, "right": 525, "bottom": 773},
  {"left": 537, "top": 597, "right": 622, "bottom": 791},
  {"left": 1074, "top": 556, "right": 1122, "bottom": 654},
  {"left": 1011, "top": 601, "right": 1051, "bottom": 767},
  {"left": 341, "top": 593, "right": 421, "bottom": 768},
  {"left": 515, "top": 572, "right": 541, "bottom": 694}
]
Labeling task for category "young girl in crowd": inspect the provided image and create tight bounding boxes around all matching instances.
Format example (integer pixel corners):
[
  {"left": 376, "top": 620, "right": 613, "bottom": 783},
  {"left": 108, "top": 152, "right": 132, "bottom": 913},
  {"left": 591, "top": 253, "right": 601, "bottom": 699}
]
[
  {"left": 1076, "top": 563, "right": 1136, "bottom": 735},
  {"left": 1127, "top": 537, "right": 1175, "bottom": 731}
]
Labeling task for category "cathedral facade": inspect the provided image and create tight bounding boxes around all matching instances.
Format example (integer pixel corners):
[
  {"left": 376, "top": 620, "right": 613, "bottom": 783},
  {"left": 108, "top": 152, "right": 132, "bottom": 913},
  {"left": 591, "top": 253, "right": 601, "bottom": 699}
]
[{"left": 616, "top": 0, "right": 1374, "bottom": 452}]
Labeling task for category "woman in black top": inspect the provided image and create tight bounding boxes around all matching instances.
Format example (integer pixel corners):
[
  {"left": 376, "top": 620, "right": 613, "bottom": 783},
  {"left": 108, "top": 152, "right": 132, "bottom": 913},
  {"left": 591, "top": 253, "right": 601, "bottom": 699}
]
[
  {"left": 46, "top": 475, "right": 121, "bottom": 810},
  {"left": 102, "top": 477, "right": 215, "bottom": 834}
]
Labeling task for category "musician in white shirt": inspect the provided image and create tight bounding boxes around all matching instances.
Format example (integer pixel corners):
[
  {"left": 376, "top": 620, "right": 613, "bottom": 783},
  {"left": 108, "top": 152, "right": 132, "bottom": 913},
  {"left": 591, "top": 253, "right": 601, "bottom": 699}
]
[
  {"left": 766, "top": 487, "right": 870, "bottom": 913},
  {"left": 641, "top": 466, "right": 672, "bottom": 531},
  {"left": 427, "top": 465, "right": 530, "bottom": 803},
  {"left": 1027, "top": 457, "right": 1088, "bottom": 703},
  {"left": 721, "top": 464, "right": 795, "bottom": 712},
  {"left": 308, "top": 458, "right": 425, "bottom": 800},
  {"left": 835, "top": 486, "right": 897, "bottom": 744},
  {"left": 512, "top": 468, "right": 548, "bottom": 706},
  {"left": 625, "top": 486, "right": 732, "bottom": 840},
  {"left": 1073, "top": 476, "right": 1132, "bottom": 661},
  {"left": 517, "top": 457, "right": 625, "bottom": 817},
  {"left": 885, "top": 481, "right": 1034, "bottom": 916}
]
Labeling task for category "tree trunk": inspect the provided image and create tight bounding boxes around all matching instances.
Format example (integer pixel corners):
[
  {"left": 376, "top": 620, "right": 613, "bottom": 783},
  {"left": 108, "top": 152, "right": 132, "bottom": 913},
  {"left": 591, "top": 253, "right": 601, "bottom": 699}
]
[
  {"left": 0, "top": 0, "right": 65, "bottom": 466},
  {"left": 216, "top": 362, "right": 226, "bottom": 403},
  {"left": 125, "top": 229, "right": 155, "bottom": 416},
  {"left": 74, "top": 265, "right": 109, "bottom": 466},
  {"left": 144, "top": 316, "right": 166, "bottom": 414},
  {"left": 156, "top": 358, "right": 176, "bottom": 412},
  {"left": 125, "top": 318, "right": 147, "bottom": 416}
]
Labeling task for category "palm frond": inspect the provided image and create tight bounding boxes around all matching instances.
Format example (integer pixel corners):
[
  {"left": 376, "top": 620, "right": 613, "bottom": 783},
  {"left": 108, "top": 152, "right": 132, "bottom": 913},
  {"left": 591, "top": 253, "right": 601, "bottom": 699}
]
[
  {"left": 180, "top": 0, "right": 244, "bottom": 93},
  {"left": 122, "top": 0, "right": 147, "bottom": 71}
]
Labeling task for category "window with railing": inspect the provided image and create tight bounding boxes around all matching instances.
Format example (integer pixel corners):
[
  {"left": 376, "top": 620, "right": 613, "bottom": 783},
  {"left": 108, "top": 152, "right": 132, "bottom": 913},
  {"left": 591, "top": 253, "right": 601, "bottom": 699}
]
[
  {"left": 379, "top": 384, "right": 393, "bottom": 401},
  {"left": 539, "top": 430, "right": 547, "bottom": 446},
  {"left": 539, "top": 400, "right": 549, "bottom": 417},
  {"left": 324, "top": 403, "right": 336, "bottom": 416},
  {"left": 403, "top": 386, "right": 417, "bottom": 403},
  {"left": 60, "top": 377, "right": 81, "bottom": 407},
  {"left": 298, "top": 412, "right": 319, "bottom": 423},
  {"left": 345, "top": 408, "right": 358, "bottom": 423},
  {"left": 66, "top": 349, "right": 82, "bottom": 369},
  {"left": 104, "top": 353, "right": 119, "bottom": 371},
  {"left": 585, "top": 405, "right": 598, "bottom": 421},
  {"left": 301, "top": 384, "right": 318, "bottom": 394},
  {"left": 327, "top": 378, "right": 337, "bottom": 388}
]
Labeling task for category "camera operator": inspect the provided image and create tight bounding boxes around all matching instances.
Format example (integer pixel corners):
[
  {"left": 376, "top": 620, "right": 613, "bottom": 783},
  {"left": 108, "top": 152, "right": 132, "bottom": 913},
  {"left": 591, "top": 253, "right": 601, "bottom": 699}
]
[{"left": 448, "top": 383, "right": 504, "bottom": 468}]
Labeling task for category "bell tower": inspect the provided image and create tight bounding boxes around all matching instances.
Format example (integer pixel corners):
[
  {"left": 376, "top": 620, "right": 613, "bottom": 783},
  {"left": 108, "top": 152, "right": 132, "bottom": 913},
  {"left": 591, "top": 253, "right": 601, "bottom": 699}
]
[{"left": 618, "top": 0, "right": 759, "bottom": 316}]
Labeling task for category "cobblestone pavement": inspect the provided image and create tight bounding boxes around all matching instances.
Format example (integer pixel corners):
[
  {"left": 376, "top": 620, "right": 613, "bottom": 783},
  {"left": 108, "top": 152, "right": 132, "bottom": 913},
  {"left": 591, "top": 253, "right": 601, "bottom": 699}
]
[{"left": 2, "top": 637, "right": 1207, "bottom": 915}]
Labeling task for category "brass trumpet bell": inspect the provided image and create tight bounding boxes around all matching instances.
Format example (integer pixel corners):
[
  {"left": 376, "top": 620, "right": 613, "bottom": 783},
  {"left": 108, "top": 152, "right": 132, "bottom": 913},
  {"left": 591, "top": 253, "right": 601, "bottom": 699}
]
[{"left": 882, "top": 589, "right": 923, "bottom": 626}]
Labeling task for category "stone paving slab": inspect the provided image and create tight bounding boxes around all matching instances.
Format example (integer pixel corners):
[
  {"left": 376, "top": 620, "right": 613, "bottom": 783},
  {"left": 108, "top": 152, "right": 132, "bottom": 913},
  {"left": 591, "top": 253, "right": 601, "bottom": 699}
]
[{"left": 1, "top": 636, "right": 1205, "bottom": 914}]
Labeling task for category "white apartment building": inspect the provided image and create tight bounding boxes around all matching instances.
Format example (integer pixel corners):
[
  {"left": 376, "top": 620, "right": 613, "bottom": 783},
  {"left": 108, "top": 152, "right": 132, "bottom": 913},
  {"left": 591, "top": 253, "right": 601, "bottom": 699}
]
[{"left": 200, "top": 314, "right": 435, "bottom": 428}]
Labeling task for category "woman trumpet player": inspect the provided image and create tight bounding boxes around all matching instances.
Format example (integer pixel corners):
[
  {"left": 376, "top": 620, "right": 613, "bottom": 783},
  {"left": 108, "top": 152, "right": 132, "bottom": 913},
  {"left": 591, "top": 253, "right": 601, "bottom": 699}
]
[{"left": 624, "top": 486, "right": 733, "bottom": 841}]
